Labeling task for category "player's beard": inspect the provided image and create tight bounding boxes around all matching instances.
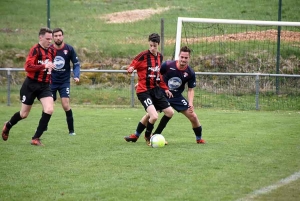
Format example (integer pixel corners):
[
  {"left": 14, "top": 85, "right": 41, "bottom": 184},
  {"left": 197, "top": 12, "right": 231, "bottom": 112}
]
[{"left": 55, "top": 40, "right": 63, "bottom": 46}]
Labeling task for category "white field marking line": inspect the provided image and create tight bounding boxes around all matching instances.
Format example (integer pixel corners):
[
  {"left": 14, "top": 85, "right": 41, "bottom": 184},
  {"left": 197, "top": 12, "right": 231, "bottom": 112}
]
[{"left": 236, "top": 171, "right": 300, "bottom": 201}]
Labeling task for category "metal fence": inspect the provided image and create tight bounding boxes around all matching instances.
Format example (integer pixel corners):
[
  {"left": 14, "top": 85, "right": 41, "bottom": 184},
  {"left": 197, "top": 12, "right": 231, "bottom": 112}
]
[{"left": 0, "top": 68, "right": 299, "bottom": 110}]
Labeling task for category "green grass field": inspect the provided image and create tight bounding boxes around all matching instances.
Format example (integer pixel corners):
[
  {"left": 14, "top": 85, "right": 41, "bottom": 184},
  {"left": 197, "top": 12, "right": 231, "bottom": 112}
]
[
  {"left": 1, "top": 1, "right": 300, "bottom": 199},
  {"left": 0, "top": 105, "right": 299, "bottom": 200}
]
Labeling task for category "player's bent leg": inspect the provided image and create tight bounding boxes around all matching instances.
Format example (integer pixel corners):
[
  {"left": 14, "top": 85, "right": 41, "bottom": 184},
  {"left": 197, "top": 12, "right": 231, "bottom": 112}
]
[
  {"left": 181, "top": 110, "right": 206, "bottom": 144},
  {"left": 181, "top": 110, "right": 200, "bottom": 128}
]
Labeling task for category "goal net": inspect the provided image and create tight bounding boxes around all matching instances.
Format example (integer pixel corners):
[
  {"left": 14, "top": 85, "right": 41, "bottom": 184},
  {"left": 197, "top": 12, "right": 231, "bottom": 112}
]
[
  {"left": 175, "top": 17, "right": 300, "bottom": 74},
  {"left": 174, "top": 18, "right": 300, "bottom": 109}
]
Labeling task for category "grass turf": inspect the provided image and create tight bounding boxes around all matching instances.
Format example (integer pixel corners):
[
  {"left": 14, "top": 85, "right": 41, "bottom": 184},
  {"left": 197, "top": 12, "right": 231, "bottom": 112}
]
[{"left": 0, "top": 105, "right": 299, "bottom": 201}]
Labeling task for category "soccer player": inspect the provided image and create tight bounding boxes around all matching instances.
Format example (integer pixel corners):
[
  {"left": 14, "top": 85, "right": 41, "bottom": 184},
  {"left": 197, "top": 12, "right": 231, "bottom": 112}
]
[
  {"left": 127, "top": 46, "right": 206, "bottom": 144},
  {"left": 2, "top": 27, "right": 56, "bottom": 146},
  {"left": 51, "top": 28, "right": 80, "bottom": 136},
  {"left": 124, "top": 33, "right": 174, "bottom": 145}
]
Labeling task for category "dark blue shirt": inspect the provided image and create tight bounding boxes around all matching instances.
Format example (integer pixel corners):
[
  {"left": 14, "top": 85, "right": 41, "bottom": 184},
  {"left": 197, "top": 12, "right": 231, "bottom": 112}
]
[
  {"left": 52, "top": 43, "right": 80, "bottom": 84},
  {"left": 160, "top": 60, "right": 196, "bottom": 97}
]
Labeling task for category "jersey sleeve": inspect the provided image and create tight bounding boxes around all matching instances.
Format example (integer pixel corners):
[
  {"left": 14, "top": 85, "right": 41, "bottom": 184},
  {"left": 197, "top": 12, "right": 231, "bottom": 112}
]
[
  {"left": 128, "top": 59, "right": 138, "bottom": 70},
  {"left": 70, "top": 47, "right": 80, "bottom": 78},
  {"left": 24, "top": 47, "right": 45, "bottom": 72},
  {"left": 128, "top": 51, "right": 146, "bottom": 70},
  {"left": 187, "top": 70, "right": 196, "bottom": 88},
  {"left": 158, "top": 74, "right": 169, "bottom": 90}
]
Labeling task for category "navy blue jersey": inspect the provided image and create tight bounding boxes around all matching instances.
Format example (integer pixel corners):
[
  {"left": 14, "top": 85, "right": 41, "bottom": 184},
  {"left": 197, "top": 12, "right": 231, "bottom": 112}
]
[
  {"left": 52, "top": 43, "right": 80, "bottom": 84},
  {"left": 160, "top": 60, "right": 196, "bottom": 97}
]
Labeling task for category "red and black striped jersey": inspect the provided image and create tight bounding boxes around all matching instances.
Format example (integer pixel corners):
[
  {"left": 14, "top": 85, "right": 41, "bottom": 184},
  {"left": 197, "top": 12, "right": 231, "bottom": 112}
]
[
  {"left": 129, "top": 50, "right": 168, "bottom": 93},
  {"left": 24, "top": 43, "right": 56, "bottom": 83}
]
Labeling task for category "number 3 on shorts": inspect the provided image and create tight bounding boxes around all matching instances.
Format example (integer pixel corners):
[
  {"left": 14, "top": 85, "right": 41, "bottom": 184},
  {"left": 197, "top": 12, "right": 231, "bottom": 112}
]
[{"left": 181, "top": 99, "right": 188, "bottom": 105}]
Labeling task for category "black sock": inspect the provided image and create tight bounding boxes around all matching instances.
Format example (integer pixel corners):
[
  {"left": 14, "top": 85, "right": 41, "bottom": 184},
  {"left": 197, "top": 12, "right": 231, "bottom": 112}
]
[
  {"left": 193, "top": 126, "right": 202, "bottom": 140},
  {"left": 66, "top": 109, "right": 74, "bottom": 132},
  {"left": 145, "top": 121, "right": 154, "bottom": 138},
  {"left": 32, "top": 112, "right": 52, "bottom": 139},
  {"left": 6, "top": 112, "right": 23, "bottom": 129},
  {"left": 135, "top": 122, "right": 146, "bottom": 137},
  {"left": 153, "top": 115, "right": 171, "bottom": 134}
]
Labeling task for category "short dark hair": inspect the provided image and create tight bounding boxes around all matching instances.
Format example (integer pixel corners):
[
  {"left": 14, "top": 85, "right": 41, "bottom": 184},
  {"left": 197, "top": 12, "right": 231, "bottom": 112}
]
[
  {"left": 148, "top": 33, "right": 160, "bottom": 44},
  {"left": 53, "top": 28, "right": 64, "bottom": 35},
  {"left": 180, "top": 46, "right": 192, "bottom": 54},
  {"left": 39, "top": 27, "right": 52, "bottom": 36}
]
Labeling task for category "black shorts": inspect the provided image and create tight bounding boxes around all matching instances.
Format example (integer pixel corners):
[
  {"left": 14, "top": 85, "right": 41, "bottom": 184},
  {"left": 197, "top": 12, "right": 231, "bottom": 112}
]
[
  {"left": 51, "top": 82, "right": 71, "bottom": 101},
  {"left": 20, "top": 77, "right": 53, "bottom": 105},
  {"left": 137, "top": 86, "right": 170, "bottom": 111},
  {"left": 167, "top": 95, "right": 190, "bottom": 112}
]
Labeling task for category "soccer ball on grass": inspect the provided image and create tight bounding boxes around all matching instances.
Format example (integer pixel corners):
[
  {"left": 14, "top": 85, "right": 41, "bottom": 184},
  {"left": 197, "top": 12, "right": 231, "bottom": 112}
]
[{"left": 150, "top": 134, "right": 166, "bottom": 148}]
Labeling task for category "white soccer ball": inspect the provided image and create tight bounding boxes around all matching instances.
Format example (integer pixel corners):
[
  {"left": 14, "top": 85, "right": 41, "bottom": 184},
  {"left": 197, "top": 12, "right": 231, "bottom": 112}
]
[{"left": 150, "top": 134, "right": 165, "bottom": 148}]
